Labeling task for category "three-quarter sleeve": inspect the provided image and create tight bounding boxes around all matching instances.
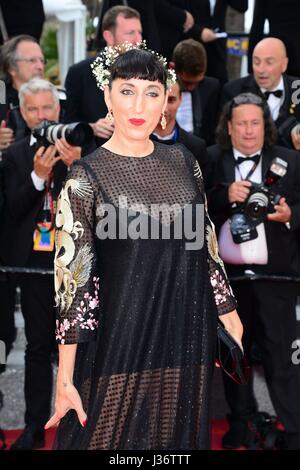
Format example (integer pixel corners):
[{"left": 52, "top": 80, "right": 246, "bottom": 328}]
[
  {"left": 54, "top": 162, "right": 100, "bottom": 344},
  {"left": 193, "top": 159, "right": 237, "bottom": 316}
]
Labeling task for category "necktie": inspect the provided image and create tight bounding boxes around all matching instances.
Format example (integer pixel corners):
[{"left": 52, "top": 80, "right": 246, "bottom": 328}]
[
  {"left": 263, "top": 90, "right": 283, "bottom": 100},
  {"left": 236, "top": 154, "right": 260, "bottom": 165}
]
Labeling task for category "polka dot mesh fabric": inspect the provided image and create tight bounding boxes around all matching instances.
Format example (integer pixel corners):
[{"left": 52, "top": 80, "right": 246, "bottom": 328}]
[{"left": 53, "top": 141, "right": 236, "bottom": 449}]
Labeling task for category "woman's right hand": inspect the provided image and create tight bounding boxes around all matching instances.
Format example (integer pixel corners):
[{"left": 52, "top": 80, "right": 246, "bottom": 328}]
[{"left": 44, "top": 380, "right": 87, "bottom": 430}]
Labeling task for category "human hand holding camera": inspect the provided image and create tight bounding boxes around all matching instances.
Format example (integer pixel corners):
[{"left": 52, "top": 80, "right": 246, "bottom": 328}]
[
  {"left": 267, "top": 197, "right": 291, "bottom": 223},
  {"left": 33, "top": 145, "right": 60, "bottom": 180},
  {"left": 291, "top": 124, "right": 300, "bottom": 150},
  {"left": 90, "top": 117, "right": 114, "bottom": 139},
  {"left": 55, "top": 138, "right": 81, "bottom": 167},
  {"left": 228, "top": 180, "right": 252, "bottom": 203},
  {"left": 0, "top": 120, "right": 14, "bottom": 150}
]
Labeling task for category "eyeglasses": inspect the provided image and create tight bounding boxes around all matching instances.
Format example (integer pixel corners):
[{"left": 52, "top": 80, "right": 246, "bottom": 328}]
[{"left": 15, "top": 57, "right": 47, "bottom": 65}]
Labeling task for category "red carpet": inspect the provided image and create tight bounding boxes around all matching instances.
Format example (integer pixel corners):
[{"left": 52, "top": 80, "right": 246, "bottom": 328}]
[{"left": 2, "top": 420, "right": 239, "bottom": 450}]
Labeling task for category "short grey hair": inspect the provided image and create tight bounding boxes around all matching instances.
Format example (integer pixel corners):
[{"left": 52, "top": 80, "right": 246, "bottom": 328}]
[{"left": 19, "top": 78, "right": 60, "bottom": 108}]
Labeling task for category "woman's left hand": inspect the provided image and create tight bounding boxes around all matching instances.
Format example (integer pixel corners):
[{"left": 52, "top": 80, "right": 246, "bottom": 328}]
[{"left": 219, "top": 309, "right": 244, "bottom": 351}]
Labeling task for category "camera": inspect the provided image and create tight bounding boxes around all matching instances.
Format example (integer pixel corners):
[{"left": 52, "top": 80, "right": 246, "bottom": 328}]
[
  {"left": 230, "top": 157, "right": 288, "bottom": 244},
  {"left": 32, "top": 120, "right": 94, "bottom": 147}
]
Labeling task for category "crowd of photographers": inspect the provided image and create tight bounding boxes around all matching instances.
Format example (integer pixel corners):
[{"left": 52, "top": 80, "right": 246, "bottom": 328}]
[{"left": 1, "top": 2, "right": 300, "bottom": 451}]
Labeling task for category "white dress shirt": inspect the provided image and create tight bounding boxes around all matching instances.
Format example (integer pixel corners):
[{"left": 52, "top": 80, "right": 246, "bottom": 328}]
[
  {"left": 209, "top": 0, "right": 216, "bottom": 16},
  {"left": 176, "top": 92, "right": 194, "bottom": 133},
  {"left": 218, "top": 148, "right": 268, "bottom": 265},
  {"left": 260, "top": 76, "right": 284, "bottom": 121},
  {"left": 30, "top": 134, "right": 45, "bottom": 191}
]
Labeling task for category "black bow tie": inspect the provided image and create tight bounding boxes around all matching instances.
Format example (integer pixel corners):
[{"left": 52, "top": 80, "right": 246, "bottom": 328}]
[
  {"left": 263, "top": 89, "right": 283, "bottom": 99},
  {"left": 236, "top": 154, "right": 260, "bottom": 165}
]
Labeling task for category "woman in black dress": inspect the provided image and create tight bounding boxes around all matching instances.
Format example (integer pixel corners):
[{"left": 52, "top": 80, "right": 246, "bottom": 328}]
[{"left": 45, "top": 45, "right": 243, "bottom": 449}]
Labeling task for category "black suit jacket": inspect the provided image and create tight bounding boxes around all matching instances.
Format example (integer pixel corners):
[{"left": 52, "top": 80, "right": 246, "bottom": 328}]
[
  {"left": 248, "top": 0, "right": 300, "bottom": 78},
  {"left": 221, "top": 74, "right": 300, "bottom": 149},
  {"left": 0, "top": 136, "right": 67, "bottom": 267},
  {"left": 64, "top": 57, "right": 107, "bottom": 146},
  {"left": 0, "top": 0, "right": 45, "bottom": 43},
  {"left": 191, "top": 76, "right": 220, "bottom": 145},
  {"left": 156, "top": 0, "right": 248, "bottom": 81},
  {"left": 207, "top": 144, "right": 300, "bottom": 276}
]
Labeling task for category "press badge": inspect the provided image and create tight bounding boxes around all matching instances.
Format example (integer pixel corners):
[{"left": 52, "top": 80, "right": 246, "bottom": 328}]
[
  {"left": 33, "top": 222, "right": 55, "bottom": 252},
  {"left": 33, "top": 188, "right": 55, "bottom": 252}
]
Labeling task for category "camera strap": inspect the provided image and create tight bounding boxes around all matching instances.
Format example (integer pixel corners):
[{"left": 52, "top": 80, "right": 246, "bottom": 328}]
[{"left": 235, "top": 154, "right": 261, "bottom": 181}]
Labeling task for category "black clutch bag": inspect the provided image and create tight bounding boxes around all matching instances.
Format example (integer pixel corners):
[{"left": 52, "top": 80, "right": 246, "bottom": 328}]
[{"left": 216, "top": 322, "right": 250, "bottom": 385}]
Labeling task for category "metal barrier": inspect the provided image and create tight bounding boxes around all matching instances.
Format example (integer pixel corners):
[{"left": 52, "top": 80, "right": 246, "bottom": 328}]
[
  {"left": 1, "top": 265, "right": 300, "bottom": 283},
  {"left": 0, "top": 266, "right": 53, "bottom": 276}
]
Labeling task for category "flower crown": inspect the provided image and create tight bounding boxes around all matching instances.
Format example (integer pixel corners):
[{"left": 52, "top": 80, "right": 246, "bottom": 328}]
[{"left": 91, "top": 41, "right": 177, "bottom": 91}]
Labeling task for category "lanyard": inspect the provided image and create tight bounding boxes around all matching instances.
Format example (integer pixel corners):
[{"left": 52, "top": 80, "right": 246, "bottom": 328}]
[
  {"left": 235, "top": 156, "right": 261, "bottom": 182},
  {"left": 36, "top": 177, "right": 55, "bottom": 233}
]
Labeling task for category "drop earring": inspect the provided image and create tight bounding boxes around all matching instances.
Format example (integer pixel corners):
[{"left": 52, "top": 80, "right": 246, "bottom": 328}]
[
  {"left": 160, "top": 112, "right": 166, "bottom": 130},
  {"left": 106, "top": 109, "right": 114, "bottom": 122}
]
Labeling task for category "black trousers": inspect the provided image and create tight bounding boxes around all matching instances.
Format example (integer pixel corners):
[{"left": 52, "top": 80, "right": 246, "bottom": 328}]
[
  {"left": 0, "top": 276, "right": 16, "bottom": 362},
  {"left": 19, "top": 273, "right": 55, "bottom": 429},
  {"left": 223, "top": 279, "right": 300, "bottom": 434}
]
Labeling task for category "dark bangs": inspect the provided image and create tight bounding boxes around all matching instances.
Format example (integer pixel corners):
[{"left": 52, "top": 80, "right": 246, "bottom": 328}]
[{"left": 109, "top": 49, "right": 168, "bottom": 90}]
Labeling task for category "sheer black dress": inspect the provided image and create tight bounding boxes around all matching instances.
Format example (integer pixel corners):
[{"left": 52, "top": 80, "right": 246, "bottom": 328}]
[{"left": 53, "top": 141, "right": 236, "bottom": 450}]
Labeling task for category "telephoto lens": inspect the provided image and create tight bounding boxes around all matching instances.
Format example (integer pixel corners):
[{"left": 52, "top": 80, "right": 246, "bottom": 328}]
[
  {"left": 46, "top": 122, "right": 94, "bottom": 146},
  {"left": 32, "top": 120, "right": 94, "bottom": 147}
]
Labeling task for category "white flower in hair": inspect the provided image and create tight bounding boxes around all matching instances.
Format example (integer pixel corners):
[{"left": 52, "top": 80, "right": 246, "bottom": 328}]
[{"left": 90, "top": 40, "right": 177, "bottom": 91}]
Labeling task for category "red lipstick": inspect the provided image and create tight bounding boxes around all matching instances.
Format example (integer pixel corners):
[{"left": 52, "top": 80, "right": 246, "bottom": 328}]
[{"left": 129, "top": 118, "right": 145, "bottom": 126}]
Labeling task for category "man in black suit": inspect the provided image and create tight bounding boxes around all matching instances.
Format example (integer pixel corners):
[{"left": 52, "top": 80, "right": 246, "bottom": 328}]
[
  {"left": 64, "top": 5, "right": 142, "bottom": 146},
  {"left": 156, "top": 1, "right": 248, "bottom": 83},
  {"left": 172, "top": 39, "right": 220, "bottom": 146},
  {"left": 208, "top": 92, "right": 300, "bottom": 450},
  {"left": 151, "top": 78, "right": 210, "bottom": 185},
  {"left": 94, "top": 0, "right": 163, "bottom": 53},
  {"left": 248, "top": 0, "right": 300, "bottom": 78},
  {"left": 222, "top": 38, "right": 300, "bottom": 151},
  {"left": 0, "top": 78, "right": 82, "bottom": 450}
]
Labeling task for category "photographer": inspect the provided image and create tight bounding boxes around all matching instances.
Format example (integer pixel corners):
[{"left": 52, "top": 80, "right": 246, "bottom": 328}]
[
  {"left": 0, "top": 78, "right": 87, "bottom": 450},
  {"left": 207, "top": 92, "right": 300, "bottom": 450},
  {"left": 0, "top": 35, "right": 66, "bottom": 151}
]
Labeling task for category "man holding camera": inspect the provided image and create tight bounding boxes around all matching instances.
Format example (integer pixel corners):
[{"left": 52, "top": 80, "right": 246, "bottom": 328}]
[
  {"left": 207, "top": 92, "right": 300, "bottom": 450},
  {"left": 0, "top": 78, "right": 84, "bottom": 450}
]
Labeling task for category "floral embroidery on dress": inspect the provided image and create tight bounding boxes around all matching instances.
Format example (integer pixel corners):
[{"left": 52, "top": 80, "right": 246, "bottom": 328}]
[
  {"left": 55, "top": 277, "right": 100, "bottom": 344},
  {"left": 193, "top": 158, "right": 236, "bottom": 313},
  {"left": 55, "top": 178, "right": 93, "bottom": 311},
  {"left": 210, "top": 268, "right": 234, "bottom": 306},
  {"left": 206, "top": 224, "right": 225, "bottom": 270}
]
